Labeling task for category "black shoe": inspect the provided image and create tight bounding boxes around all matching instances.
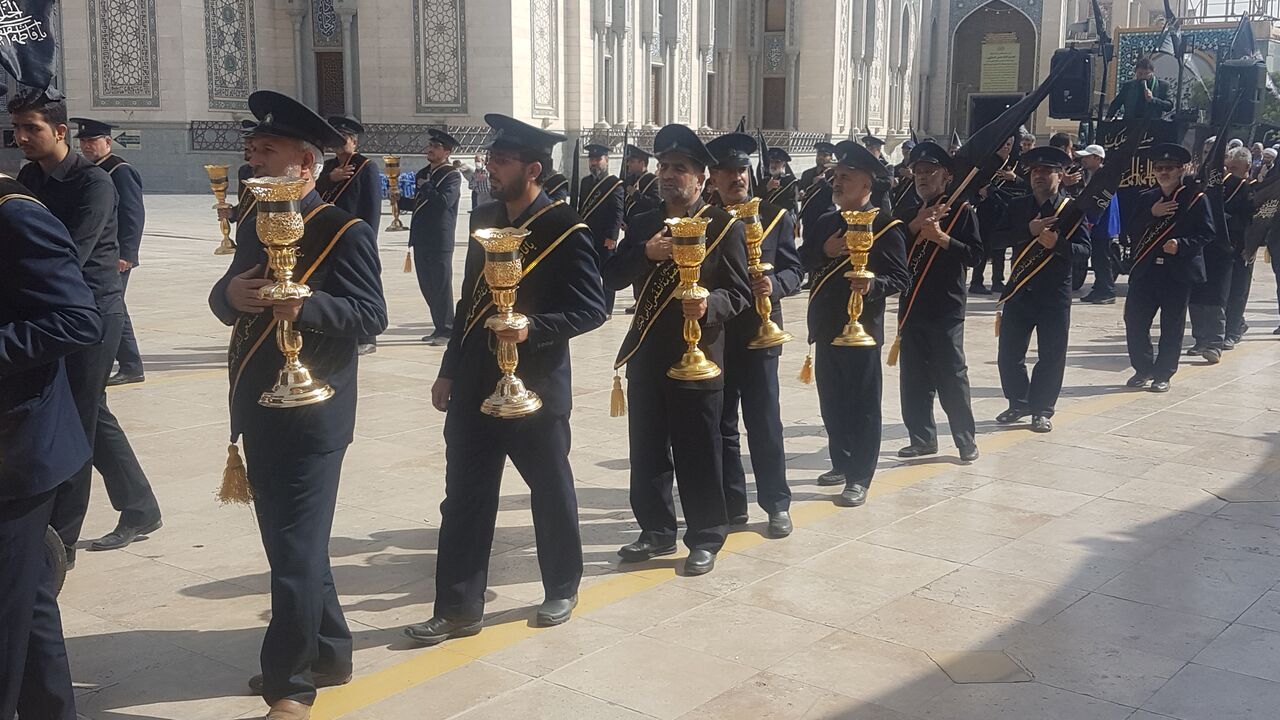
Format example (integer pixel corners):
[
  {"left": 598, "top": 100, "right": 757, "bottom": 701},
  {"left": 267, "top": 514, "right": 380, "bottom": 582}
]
[
  {"left": 767, "top": 512, "right": 793, "bottom": 538},
  {"left": 1149, "top": 380, "right": 1171, "bottom": 393},
  {"left": 1126, "top": 373, "right": 1152, "bottom": 388},
  {"left": 1030, "top": 415, "right": 1052, "bottom": 433},
  {"left": 426, "top": 334, "right": 450, "bottom": 346},
  {"left": 1223, "top": 337, "right": 1238, "bottom": 351},
  {"left": 834, "top": 484, "right": 868, "bottom": 507},
  {"left": 729, "top": 513, "right": 750, "bottom": 526},
  {"left": 106, "top": 371, "right": 144, "bottom": 387},
  {"left": 996, "top": 408, "right": 1028, "bottom": 424},
  {"left": 816, "top": 469, "right": 845, "bottom": 487},
  {"left": 89, "top": 519, "right": 162, "bottom": 551},
  {"left": 618, "top": 537, "right": 677, "bottom": 563},
  {"left": 1186, "top": 345, "right": 1206, "bottom": 356},
  {"left": 624, "top": 305, "right": 637, "bottom": 315},
  {"left": 249, "top": 670, "right": 352, "bottom": 696},
  {"left": 535, "top": 596, "right": 577, "bottom": 627},
  {"left": 1273, "top": 325, "right": 1280, "bottom": 335},
  {"left": 1238, "top": 321, "right": 1249, "bottom": 338},
  {"left": 990, "top": 281, "right": 1006, "bottom": 294},
  {"left": 968, "top": 284, "right": 991, "bottom": 295},
  {"left": 403, "top": 616, "right": 482, "bottom": 646},
  {"left": 357, "top": 343, "right": 377, "bottom": 356},
  {"left": 1081, "top": 292, "right": 1116, "bottom": 304},
  {"left": 959, "top": 445, "right": 980, "bottom": 463},
  {"left": 684, "top": 550, "right": 716, "bottom": 575},
  {"left": 897, "top": 444, "right": 938, "bottom": 458},
  {"left": 1202, "top": 347, "right": 1222, "bottom": 364}
]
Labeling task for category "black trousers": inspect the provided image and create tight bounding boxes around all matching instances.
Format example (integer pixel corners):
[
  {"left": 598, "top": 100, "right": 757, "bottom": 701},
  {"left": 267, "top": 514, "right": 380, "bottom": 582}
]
[
  {"left": 627, "top": 373, "right": 728, "bottom": 552},
  {"left": 51, "top": 311, "right": 123, "bottom": 553},
  {"left": 1125, "top": 271, "right": 1192, "bottom": 381},
  {"left": 243, "top": 439, "right": 352, "bottom": 707},
  {"left": 815, "top": 343, "right": 882, "bottom": 488},
  {"left": 597, "top": 246, "right": 617, "bottom": 315},
  {"left": 414, "top": 243, "right": 455, "bottom": 337},
  {"left": 899, "top": 319, "right": 977, "bottom": 450},
  {"left": 998, "top": 298, "right": 1070, "bottom": 417},
  {"left": 435, "top": 409, "right": 582, "bottom": 620},
  {"left": 90, "top": 397, "right": 160, "bottom": 529},
  {"left": 114, "top": 268, "right": 143, "bottom": 375},
  {"left": 1090, "top": 235, "right": 1116, "bottom": 296},
  {"left": 0, "top": 488, "right": 76, "bottom": 720},
  {"left": 971, "top": 247, "right": 1006, "bottom": 288},
  {"left": 1270, "top": 240, "right": 1280, "bottom": 319},
  {"left": 1225, "top": 254, "right": 1253, "bottom": 339},
  {"left": 1189, "top": 246, "right": 1233, "bottom": 349},
  {"left": 721, "top": 351, "right": 791, "bottom": 516}
]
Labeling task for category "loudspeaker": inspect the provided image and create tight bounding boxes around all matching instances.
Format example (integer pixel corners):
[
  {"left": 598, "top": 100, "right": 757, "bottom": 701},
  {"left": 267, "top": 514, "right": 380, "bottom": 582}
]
[
  {"left": 1213, "top": 59, "right": 1265, "bottom": 126},
  {"left": 1048, "top": 49, "right": 1094, "bottom": 121}
]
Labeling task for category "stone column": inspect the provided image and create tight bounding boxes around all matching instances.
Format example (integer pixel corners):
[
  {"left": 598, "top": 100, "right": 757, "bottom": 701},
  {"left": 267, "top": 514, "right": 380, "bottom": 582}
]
[
  {"left": 612, "top": 29, "right": 627, "bottom": 126},
  {"left": 285, "top": 5, "right": 307, "bottom": 98},
  {"left": 642, "top": 32, "right": 657, "bottom": 128},
  {"left": 596, "top": 30, "right": 610, "bottom": 127},
  {"left": 338, "top": 8, "right": 356, "bottom": 115},
  {"left": 786, "top": 50, "right": 799, "bottom": 130}
]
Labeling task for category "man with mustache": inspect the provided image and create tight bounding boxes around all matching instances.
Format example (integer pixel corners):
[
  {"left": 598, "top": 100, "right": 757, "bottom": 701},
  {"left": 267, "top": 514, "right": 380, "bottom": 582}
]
[
  {"left": 605, "top": 124, "right": 751, "bottom": 576},
  {"left": 705, "top": 132, "right": 802, "bottom": 536},
  {"left": 759, "top": 147, "right": 799, "bottom": 213}
]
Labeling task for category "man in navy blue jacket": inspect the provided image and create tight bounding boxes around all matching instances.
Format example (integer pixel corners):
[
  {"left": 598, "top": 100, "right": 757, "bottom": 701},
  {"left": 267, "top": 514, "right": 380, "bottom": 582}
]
[
  {"left": 411, "top": 128, "right": 463, "bottom": 345},
  {"left": 1, "top": 171, "right": 103, "bottom": 720}
]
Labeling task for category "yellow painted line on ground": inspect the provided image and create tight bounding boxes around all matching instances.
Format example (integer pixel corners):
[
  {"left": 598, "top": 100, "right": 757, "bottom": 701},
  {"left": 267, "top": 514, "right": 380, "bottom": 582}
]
[{"left": 301, "top": 340, "right": 1272, "bottom": 718}]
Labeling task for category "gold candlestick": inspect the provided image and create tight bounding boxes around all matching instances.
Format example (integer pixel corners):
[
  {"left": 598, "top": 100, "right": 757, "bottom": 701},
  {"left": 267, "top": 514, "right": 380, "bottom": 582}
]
[
  {"left": 243, "top": 176, "right": 335, "bottom": 408},
  {"left": 204, "top": 164, "right": 237, "bottom": 255},
  {"left": 832, "top": 208, "right": 880, "bottom": 347},
  {"left": 666, "top": 216, "right": 720, "bottom": 381},
  {"left": 384, "top": 155, "right": 408, "bottom": 232},
  {"left": 474, "top": 227, "right": 542, "bottom": 418},
  {"left": 726, "top": 197, "right": 794, "bottom": 349}
]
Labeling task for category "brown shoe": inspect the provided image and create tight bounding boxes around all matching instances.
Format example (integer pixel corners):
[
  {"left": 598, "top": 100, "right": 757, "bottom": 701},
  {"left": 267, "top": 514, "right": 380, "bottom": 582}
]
[{"left": 265, "top": 699, "right": 310, "bottom": 720}]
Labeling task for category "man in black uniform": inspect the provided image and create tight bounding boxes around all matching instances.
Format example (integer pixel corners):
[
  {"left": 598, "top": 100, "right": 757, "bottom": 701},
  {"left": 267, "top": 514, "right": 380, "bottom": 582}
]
[
  {"left": 798, "top": 141, "right": 837, "bottom": 197},
  {"left": 862, "top": 133, "right": 890, "bottom": 168},
  {"left": 10, "top": 89, "right": 161, "bottom": 566},
  {"left": 802, "top": 141, "right": 909, "bottom": 506},
  {"left": 209, "top": 91, "right": 387, "bottom": 720},
  {"left": 317, "top": 116, "right": 382, "bottom": 355},
  {"left": 991, "top": 147, "right": 1090, "bottom": 433},
  {"left": 1187, "top": 145, "right": 1240, "bottom": 364},
  {"left": 1221, "top": 148, "right": 1255, "bottom": 350},
  {"left": 411, "top": 128, "right": 463, "bottom": 345},
  {"left": 72, "top": 118, "right": 147, "bottom": 386},
  {"left": 403, "top": 114, "right": 606, "bottom": 646},
  {"left": 1, "top": 170, "right": 103, "bottom": 720},
  {"left": 760, "top": 147, "right": 799, "bottom": 212},
  {"left": 705, "top": 132, "right": 802, "bottom": 536},
  {"left": 799, "top": 142, "right": 837, "bottom": 234},
  {"left": 579, "top": 143, "right": 625, "bottom": 316},
  {"left": 544, "top": 169, "right": 571, "bottom": 201},
  {"left": 891, "top": 161, "right": 917, "bottom": 212},
  {"left": 604, "top": 124, "right": 751, "bottom": 576},
  {"left": 1121, "top": 143, "right": 1214, "bottom": 393},
  {"left": 623, "top": 143, "right": 661, "bottom": 224},
  {"left": 893, "top": 141, "right": 981, "bottom": 462},
  {"left": 971, "top": 135, "right": 1025, "bottom": 295},
  {"left": 69, "top": 117, "right": 164, "bottom": 552}
]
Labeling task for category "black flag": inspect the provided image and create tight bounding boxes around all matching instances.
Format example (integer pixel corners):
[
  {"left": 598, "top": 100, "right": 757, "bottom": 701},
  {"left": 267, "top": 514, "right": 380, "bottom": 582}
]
[
  {"left": 734, "top": 115, "right": 747, "bottom": 133},
  {"left": 950, "top": 50, "right": 1087, "bottom": 205},
  {"left": 1197, "top": 96, "right": 1241, "bottom": 255},
  {"left": 1091, "top": 0, "right": 1113, "bottom": 60},
  {"left": 1229, "top": 15, "right": 1256, "bottom": 61},
  {"left": 1153, "top": 0, "right": 1180, "bottom": 56},
  {"left": 756, "top": 128, "right": 770, "bottom": 188},
  {"left": 0, "top": 0, "right": 56, "bottom": 89},
  {"left": 569, "top": 139, "right": 581, "bottom": 211}
]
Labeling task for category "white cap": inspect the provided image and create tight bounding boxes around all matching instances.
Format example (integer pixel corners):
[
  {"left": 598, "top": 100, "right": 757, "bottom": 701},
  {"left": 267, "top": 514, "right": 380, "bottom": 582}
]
[
  {"left": 1074, "top": 144, "right": 1105, "bottom": 159},
  {"left": 1264, "top": 148, "right": 1277, "bottom": 159}
]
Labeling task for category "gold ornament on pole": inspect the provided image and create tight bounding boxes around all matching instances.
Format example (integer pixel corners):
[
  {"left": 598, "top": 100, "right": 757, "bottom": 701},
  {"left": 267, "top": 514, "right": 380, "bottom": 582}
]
[
  {"left": 244, "top": 176, "right": 335, "bottom": 408},
  {"left": 204, "top": 164, "right": 238, "bottom": 256},
  {"left": 726, "top": 197, "right": 794, "bottom": 349},
  {"left": 666, "top": 216, "right": 721, "bottom": 381},
  {"left": 474, "top": 227, "right": 543, "bottom": 418},
  {"left": 384, "top": 155, "right": 408, "bottom": 232},
  {"left": 832, "top": 208, "right": 880, "bottom": 347}
]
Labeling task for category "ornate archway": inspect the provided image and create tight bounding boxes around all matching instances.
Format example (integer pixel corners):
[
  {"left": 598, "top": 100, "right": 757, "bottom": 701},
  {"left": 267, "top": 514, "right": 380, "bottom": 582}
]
[{"left": 948, "top": 0, "right": 1038, "bottom": 134}]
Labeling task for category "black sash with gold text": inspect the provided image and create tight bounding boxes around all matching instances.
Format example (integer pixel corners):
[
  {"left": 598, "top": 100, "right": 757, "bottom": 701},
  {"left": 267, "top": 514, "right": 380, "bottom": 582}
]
[
  {"left": 321, "top": 154, "right": 371, "bottom": 205},
  {"left": 997, "top": 196, "right": 1070, "bottom": 305},
  {"left": 580, "top": 175, "right": 623, "bottom": 221},
  {"left": 1131, "top": 186, "right": 1203, "bottom": 269},
  {"left": 810, "top": 218, "right": 905, "bottom": 298},
  {"left": 898, "top": 198, "right": 968, "bottom": 331}
]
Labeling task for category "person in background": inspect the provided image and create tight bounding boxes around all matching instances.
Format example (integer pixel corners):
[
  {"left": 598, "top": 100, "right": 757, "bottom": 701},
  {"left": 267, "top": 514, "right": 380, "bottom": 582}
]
[
  {"left": 1077, "top": 144, "right": 1118, "bottom": 304},
  {"left": 468, "top": 152, "right": 491, "bottom": 210},
  {"left": 1106, "top": 56, "right": 1173, "bottom": 120}
]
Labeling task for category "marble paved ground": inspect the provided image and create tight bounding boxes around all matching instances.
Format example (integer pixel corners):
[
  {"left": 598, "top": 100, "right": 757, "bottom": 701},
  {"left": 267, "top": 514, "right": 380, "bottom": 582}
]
[{"left": 60, "top": 196, "right": 1280, "bottom": 719}]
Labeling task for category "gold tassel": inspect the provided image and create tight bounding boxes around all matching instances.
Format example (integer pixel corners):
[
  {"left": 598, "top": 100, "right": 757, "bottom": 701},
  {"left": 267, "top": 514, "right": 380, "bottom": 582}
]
[
  {"left": 994, "top": 310, "right": 1002, "bottom": 338},
  {"left": 610, "top": 372, "right": 627, "bottom": 417},
  {"left": 402, "top": 250, "right": 413, "bottom": 273},
  {"left": 886, "top": 335, "right": 901, "bottom": 367},
  {"left": 798, "top": 349, "right": 814, "bottom": 385},
  {"left": 217, "top": 443, "right": 253, "bottom": 505}
]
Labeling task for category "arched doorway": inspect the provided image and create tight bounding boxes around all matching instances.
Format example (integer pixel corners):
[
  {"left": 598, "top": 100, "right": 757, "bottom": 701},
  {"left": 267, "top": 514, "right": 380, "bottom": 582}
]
[{"left": 949, "top": 1, "right": 1038, "bottom": 135}]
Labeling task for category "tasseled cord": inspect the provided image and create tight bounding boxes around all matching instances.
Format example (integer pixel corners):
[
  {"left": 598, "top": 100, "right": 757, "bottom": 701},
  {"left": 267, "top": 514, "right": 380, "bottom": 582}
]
[
  {"left": 402, "top": 250, "right": 414, "bottom": 273},
  {"left": 886, "top": 334, "right": 901, "bottom": 367},
  {"left": 610, "top": 372, "right": 627, "bottom": 417},
  {"left": 994, "top": 310, "right": 1002, "bottom": 338},
  {"left": 217, "top": 442, "right": 253, "bottom": 505},
  {"left": 798, "top": 348, "right": 814, "bottom": 385}
]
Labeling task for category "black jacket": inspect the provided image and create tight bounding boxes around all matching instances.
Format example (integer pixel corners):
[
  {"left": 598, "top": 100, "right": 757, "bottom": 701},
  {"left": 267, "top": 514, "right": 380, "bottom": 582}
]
[
  {"left": 317, "top": 153, "right": 383, "bottom": 242},
  {"left": 18, "top": 150, "right": 122, "bottom": 314},
  {"left": 799, "top": 170, "right": 836, "bottom": 233},
  {"left": 210, "top": 190, "right": 387, "bottom": 453},
  {"left": 604, "top": 200, "right": 752, "bottom": 390},
  {"left": 544, "top": 173, "right": 571, "bottom": 202},
  {"left": 1107, "top": 77, "right": 1174, "bottom": 120},
  {"left": 410, "top": 164, "right": 462, "bottom": 250},
  {"left": 1122, "top": 183, "right": 1214, "bottom": 286},
  {"left": 722, "top": 200, "right": 803, "bottom": 357},
  {"left": 440, "top": 193, "right": 606, "bottom": 416},
  {"left": 894, "top": 196, "right": 984, "bottom": 324},
  {"left": 801, "top": 205, "right": 910, "bottom": 345},
  {"left": 624, "top": 171, "right": 661, "bottom": 224},
  {"left": 1222, "top": 174, "right": 1253, "bottom": 255},
  {"left": 579, "top": 173, "right": 625, "bottom": 251},
  {"left": 759, "top": 172, "right": 799, "bottom": 213},
  {"left": 992, "top": 191, "right": 1092, "bottom": 306},
  {"left": 96, "top": 154, "right": 145, "bottom": 266},
  {"left": 1, "top": 177, "right": 103, "bottom": 499}
]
